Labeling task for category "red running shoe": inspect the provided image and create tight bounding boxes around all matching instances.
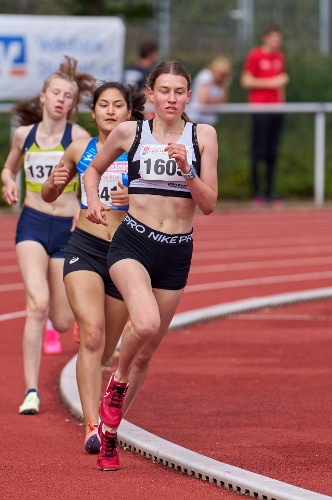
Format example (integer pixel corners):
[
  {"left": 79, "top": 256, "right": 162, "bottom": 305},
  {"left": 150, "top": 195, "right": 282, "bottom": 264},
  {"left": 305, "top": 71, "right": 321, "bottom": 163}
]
[
  {"left": 97, "top": 423, "right": 119, "bottom": 471},
  {"left": 99, "top": 372, "right": 129, "bottom": 428}
]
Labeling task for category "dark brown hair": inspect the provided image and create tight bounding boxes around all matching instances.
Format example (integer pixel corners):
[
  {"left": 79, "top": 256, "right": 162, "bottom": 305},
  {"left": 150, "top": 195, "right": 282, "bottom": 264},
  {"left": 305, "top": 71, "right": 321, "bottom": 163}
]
[
  {"left": 12, "top": 56, "right": 96, "bottom": 126},
  {"left": 147, "top": 60, "right": 192, "bottom": 122},
  {"left": 89, "top": 81, "right": 146, "bottom": 121},
  {"left": 263, "top": 25, "right": 282, "bottom": 37},
  {"left": 139, "top": 38, "right": 159, "bottom": 59}
]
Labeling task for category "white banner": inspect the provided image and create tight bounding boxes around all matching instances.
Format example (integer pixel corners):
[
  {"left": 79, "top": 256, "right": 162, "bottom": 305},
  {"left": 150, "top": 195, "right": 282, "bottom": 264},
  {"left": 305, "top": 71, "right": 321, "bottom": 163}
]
[{"left": 0, "top": 14, "right": 125, "bottom": 100}]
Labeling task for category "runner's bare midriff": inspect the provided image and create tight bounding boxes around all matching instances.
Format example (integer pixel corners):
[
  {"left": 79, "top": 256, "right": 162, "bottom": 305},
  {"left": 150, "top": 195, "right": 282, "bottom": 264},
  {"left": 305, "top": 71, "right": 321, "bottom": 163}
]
[
  {"left": 129, "top": 193, "right": 196, "bottom": 234},
  {"left": 77, "top": 209, "right": 126, "bottom": 241},
  {"left": 24, "top": 190, "right": 79, "bottom": 217}
]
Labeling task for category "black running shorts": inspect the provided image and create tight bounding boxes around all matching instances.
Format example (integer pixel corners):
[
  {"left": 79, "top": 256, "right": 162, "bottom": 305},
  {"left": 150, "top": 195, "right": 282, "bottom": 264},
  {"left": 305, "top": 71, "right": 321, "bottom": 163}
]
[
  {"left": 107, "top": 213, "right": 193, "bottom": 290},
  {"left": 63, "top": 227, "right": 123, "bottom": 301}
]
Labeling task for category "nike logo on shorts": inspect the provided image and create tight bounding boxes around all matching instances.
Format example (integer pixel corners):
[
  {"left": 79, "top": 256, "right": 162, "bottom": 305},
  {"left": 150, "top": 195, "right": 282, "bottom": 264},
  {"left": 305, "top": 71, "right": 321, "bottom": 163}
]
[{"left": 70, "top": 257, "right": 79, "bottom": 264}]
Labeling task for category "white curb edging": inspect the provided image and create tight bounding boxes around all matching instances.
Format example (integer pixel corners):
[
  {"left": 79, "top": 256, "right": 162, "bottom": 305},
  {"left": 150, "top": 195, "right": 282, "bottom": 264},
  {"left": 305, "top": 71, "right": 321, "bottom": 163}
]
[
  {"left": 168, "top": 286, "right": 332, "bottom": 331},
  {"left": 60, "top": 286, "right": 332, "bottom": 500}
]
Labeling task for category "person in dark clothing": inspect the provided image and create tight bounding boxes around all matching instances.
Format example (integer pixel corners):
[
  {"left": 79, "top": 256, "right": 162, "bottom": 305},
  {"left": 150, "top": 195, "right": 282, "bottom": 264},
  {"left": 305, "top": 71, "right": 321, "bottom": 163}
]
[
  {"left": 240, "top": 26, "right": 289, "bottom": 206},
  {"left": 124, "top": 38, "right": 159, "bottom": 119},
  {"left": 123, "top": 38, "right": 159, "bottom": 92}
]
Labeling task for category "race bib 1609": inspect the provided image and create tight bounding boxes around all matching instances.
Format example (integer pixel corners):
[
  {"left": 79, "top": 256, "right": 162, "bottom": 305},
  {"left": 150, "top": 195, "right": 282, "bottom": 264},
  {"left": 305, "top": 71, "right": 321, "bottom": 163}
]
[{"left": 139, "top": 144, "right": 192, "bottom": 182}]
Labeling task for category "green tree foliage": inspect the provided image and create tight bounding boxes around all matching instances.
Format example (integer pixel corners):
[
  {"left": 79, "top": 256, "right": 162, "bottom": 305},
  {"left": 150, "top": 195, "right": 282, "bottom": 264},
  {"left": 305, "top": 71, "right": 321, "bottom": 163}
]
[
  {"left": 70, "top": 0, "right": 154, "bottom": 18},
  {"left": 0, "top": 0, "right": 154, "bottom": 17}
]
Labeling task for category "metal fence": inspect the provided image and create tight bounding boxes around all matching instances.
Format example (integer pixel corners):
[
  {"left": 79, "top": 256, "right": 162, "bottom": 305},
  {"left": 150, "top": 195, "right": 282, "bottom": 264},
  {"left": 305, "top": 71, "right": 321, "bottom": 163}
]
[
  {"left": 125, "top": 1, "right": 332, "bottom": 62},
  {"left": 1, "top": 101, "right": 331, "bottom": 206},
  {"left": 123, "top": 0, "right": 332, "bottom": 102},
  {"left": 2, "top": 1, "right": 331, "bottom": 63},
  {"left": 1, "top": 1, "right": 331, "bottom": 98},
  {"left": 1, "top": 1, "right": 331, "bottom": 203},
  {"left": 186, "top": 102, "right": 331, "bottom": 206}
]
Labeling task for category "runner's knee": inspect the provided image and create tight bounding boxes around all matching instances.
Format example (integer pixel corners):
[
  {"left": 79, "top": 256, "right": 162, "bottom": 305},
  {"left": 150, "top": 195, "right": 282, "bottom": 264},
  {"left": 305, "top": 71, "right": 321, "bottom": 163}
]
[
  {"left": 26, "top": 297, "right": 49, "bottom": 323},
  {"left": 132, "top": 314, "right": 160, "bottom": 343},
  {"left": 79, "top": 325, "right": 104, "bottom": 353},
  {"left": 50, "top": 312, "right": 74, "bottom": 333}
]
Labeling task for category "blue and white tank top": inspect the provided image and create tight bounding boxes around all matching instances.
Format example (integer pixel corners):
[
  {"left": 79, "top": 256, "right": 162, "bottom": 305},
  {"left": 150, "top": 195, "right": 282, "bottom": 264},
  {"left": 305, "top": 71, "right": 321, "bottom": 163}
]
[
  {"left": 127, "top": 119, "right": 201, "bottom": 198},
  {"left": 77, "top": 136, "right": 128, "bottom": 210}
]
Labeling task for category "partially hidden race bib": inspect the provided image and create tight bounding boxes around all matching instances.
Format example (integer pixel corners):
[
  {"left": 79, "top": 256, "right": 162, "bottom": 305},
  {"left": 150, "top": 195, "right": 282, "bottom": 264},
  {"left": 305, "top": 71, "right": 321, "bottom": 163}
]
[
  {"left": 81, "top": 160, "right": 128, "bottom": 210},
  {"left": 24, "top": 151, "right": 63, "bottom": 184},
  {"left": 139, "top": 144, "right": 192, "bottom": 182}
]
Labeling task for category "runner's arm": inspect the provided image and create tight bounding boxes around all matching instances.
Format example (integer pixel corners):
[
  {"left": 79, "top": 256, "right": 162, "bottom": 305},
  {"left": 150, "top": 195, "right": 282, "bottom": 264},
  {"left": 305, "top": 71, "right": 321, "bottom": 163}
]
[
  {"left": 41, "top": 143, "right": 78, "bottom": 203},
  {"left": 165, "top": 124, "right": 218, "bottom": 215},
  {"left": 85, "top": 123, "right": 133, "bottom": 225},
  {"left": 1, "top": 127, "right": 26, "bottom": 205}
]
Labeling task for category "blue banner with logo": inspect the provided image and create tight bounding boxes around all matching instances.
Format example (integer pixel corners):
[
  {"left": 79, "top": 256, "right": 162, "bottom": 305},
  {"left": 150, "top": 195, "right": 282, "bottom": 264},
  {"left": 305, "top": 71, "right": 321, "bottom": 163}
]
[{"left": 0, "top": 15, "right": 125, "bottom": 100}]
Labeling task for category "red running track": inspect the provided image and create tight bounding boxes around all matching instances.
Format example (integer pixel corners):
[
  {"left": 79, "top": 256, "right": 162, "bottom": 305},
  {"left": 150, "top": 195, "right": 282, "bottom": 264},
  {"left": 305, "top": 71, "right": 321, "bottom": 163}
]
[{"left": 1, "top": 207, "right": 332, "bottom": 499}]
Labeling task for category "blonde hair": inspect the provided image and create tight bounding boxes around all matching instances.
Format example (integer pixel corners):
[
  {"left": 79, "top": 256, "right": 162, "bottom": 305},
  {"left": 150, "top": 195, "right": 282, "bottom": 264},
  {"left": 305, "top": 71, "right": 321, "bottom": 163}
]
[
  {"left": 12, "top": 56, "right": 96, "bottom": 125},
  {"left": 208, "top": 56, "right": 232, "bottom": 75}
]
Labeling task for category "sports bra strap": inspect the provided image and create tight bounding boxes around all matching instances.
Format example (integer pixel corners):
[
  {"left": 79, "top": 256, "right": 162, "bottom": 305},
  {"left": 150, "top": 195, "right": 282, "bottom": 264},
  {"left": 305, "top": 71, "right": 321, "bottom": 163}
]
[
  {"left": 22, "top": 122, "right": 73, "bottom": 153},
  {"left": 61, "top": 122, "right": 73, "bottom": 149},
  {"left": 128, "top": 120, "right": 143, "bottom": 157},
  {"left": 22, "top": 123, "right": 38, "bottom": 153},
  {"left": 192, "top": 122, "right": 198, "bottom": 148}
]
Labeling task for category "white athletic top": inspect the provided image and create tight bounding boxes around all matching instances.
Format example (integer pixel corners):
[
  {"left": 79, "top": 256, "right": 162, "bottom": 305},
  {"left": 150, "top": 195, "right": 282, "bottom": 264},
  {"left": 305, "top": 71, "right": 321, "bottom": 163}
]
[{"left": 127, "top": 119, "right": 201, "bottom": 199}]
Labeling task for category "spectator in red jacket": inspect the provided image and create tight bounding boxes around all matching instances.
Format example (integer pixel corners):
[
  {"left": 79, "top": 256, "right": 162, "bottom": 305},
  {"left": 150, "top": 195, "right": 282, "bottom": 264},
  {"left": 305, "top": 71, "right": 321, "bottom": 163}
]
[{"left": 241, "top": 25, "right": 289, "bottom": 206}]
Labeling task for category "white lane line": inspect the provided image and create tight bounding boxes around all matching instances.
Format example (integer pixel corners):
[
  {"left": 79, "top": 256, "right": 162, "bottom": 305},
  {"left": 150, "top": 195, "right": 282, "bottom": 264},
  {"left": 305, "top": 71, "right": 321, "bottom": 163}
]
[
  {"left": 0, "top": 241, "right": 15, "bottom": 249},
  {"left": 0, "top": 265, "right": 20, "bottom": 274},
  {"left": 1, "top": 272, "right": 331, "bottom": 299},
  {"left": 191, "top": 256, "right": 332, "bottom": 274},
  {"left": 0, "top": 251, "right": 16, "bottom": 260},
  {"left": 193, "top": 244, "right": 332, "bottom": 260},
  {"left": 1, "top": 252, "right": 331, "bottom": 277},
  {"left": 0, "top": 283, "right": 23, "bottom": 292},
  {"left": 230, "top": 313, "right": 332, "bottom": 321},
  {"left": 0, "top": 310, "right": 26, "bottom": 322},
  {"left": 185, "top": 271, "right": 332, "bottom": 293},
  {"left": 194, "top": 237, "right": 332, "bottom": 250},
  {"left": 2, "top": 272, "right": 331, "bottom": 298}
]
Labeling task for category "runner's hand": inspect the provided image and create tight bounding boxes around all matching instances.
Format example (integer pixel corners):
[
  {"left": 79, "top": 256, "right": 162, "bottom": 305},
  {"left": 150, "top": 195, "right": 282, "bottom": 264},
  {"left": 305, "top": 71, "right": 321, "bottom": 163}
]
[
  {"left": 2, "top": 179, "right": 19, "bottom": 205},
  {"left": 86, "top": 199, "right": 110, "bottom": 226},
  {"left": 111, "top": 182, "right": 129, "bottom": 207},
  {"left": 52, "top": 160, "right": 70, "bottom": 186},
  {"left": 164, "top": 143, "right": 190, "bottom": 175}
]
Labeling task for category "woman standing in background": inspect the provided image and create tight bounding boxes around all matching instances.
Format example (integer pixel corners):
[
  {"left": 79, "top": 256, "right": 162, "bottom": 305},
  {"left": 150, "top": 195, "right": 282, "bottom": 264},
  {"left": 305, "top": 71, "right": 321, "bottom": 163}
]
[{"left": 190, "top": 56, "right": 232, "bottom": 125}]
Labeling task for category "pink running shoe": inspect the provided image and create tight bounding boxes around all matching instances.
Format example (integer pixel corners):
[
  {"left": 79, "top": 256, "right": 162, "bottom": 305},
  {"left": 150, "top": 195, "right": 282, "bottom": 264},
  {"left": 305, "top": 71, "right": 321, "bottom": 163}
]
[
  {"left": 99, "top": 372, "right": 129, "bottom": 428},
  {"left": 97, "top": 423, "right": 119, "bottom": 471},
  {"left": 252, "top": 195, "right": 265, "bottom": 208},
  {"left": 43, "top": 326, "right": 62, "bottom": 354}
]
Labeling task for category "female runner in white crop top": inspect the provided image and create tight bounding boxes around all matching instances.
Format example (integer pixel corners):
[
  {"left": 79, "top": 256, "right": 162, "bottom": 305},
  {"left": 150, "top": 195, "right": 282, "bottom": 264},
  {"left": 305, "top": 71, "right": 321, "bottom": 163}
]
[{"left": 84, "top": 60, "right": 218, "bottom": 471}]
